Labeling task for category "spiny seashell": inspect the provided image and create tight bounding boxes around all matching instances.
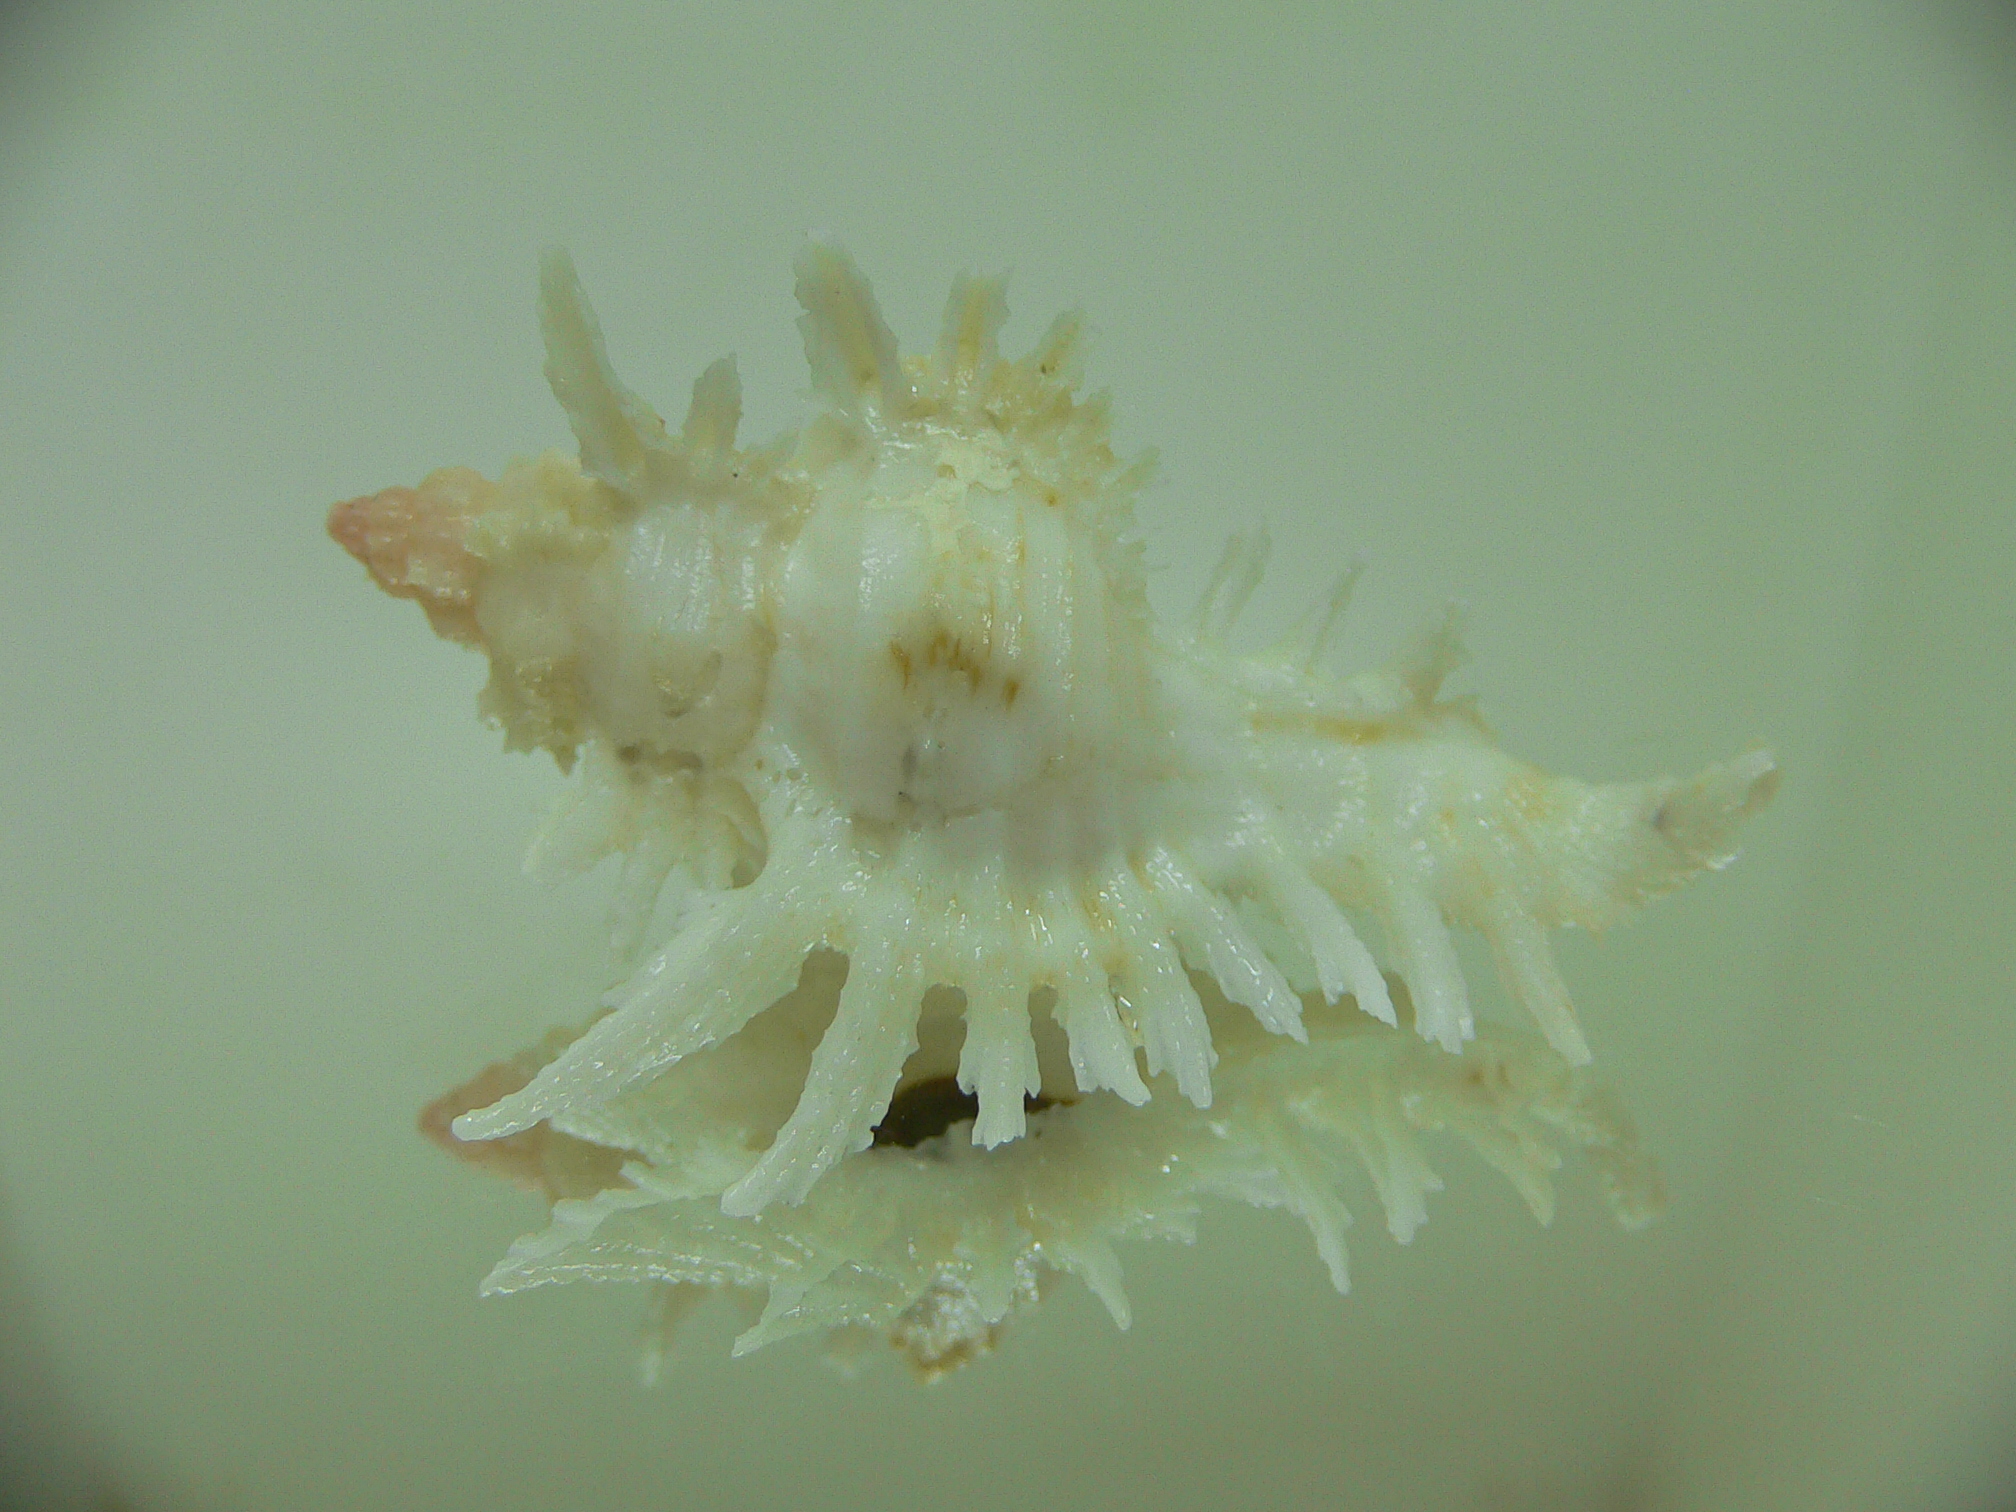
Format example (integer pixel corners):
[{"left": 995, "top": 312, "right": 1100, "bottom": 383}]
[{"left": 333, "top": 246, "right": 1775, "bottom": 1369}]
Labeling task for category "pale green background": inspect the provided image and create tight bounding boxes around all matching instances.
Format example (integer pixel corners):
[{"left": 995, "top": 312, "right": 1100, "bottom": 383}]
[{"left": 1, "top": 3, "right": 2011, "bottom": 1510}]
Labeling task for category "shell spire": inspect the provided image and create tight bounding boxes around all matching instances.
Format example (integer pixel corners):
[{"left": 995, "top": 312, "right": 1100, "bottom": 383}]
[{"left": 332, "top": 244, "right": 1777, "bottom": 1373}]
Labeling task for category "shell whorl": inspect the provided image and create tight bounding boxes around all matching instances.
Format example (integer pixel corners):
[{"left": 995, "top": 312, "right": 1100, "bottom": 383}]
[{"left": 771, "top": 245, "right": 1158, "bottom": 827}]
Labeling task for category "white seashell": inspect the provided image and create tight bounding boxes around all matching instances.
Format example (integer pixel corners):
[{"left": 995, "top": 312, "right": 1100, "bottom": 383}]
[{"left": 335, "top": 246, "right": 1776, "bottom": 1366}]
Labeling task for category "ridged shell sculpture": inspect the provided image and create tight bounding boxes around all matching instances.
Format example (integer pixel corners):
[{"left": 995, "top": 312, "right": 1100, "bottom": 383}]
[{"left": 330, "top": 245, "right": 1777, "bottom": 1377}]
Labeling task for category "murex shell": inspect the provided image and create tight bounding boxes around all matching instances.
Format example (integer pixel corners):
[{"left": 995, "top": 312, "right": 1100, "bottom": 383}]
[{"left": 332, "top": 245, "right": 1777, "bottom": 1373}]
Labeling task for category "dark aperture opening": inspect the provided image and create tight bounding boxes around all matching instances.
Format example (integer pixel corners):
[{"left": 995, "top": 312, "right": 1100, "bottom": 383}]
[{"left": 871, "top": 1075, "right": 1061, "bottom": 1149}]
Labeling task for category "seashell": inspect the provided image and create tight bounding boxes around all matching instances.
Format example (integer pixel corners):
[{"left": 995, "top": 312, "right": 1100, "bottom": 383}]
[{"left": 334, "top": 246, "right": 1776, "bottom": 1369}]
